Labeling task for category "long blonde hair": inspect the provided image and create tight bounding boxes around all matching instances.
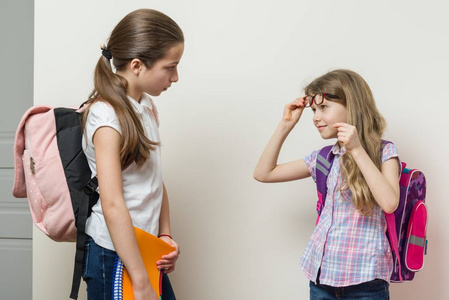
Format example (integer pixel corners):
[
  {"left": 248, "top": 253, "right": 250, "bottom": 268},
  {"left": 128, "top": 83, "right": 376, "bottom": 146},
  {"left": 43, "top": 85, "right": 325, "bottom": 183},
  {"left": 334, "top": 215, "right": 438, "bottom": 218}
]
[
  {"left": 83, "top": 9, "right": 184, "bottom": 169},
  {"left": 305, "top": 69, "right": 386, "bottom": 215}
]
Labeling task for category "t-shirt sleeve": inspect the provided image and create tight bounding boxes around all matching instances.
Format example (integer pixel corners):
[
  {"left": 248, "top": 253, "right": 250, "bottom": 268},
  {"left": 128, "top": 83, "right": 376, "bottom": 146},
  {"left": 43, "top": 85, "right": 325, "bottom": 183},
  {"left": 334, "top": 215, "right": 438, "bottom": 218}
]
[
  {"left": 304, "top": 149, "right": 319, "bottom": 182},
  {"left": 85, "top": 102, "right": 121, "bottom": 147},
  {"left": 382, "top": 142, "right": 402, "bottom": 176}
]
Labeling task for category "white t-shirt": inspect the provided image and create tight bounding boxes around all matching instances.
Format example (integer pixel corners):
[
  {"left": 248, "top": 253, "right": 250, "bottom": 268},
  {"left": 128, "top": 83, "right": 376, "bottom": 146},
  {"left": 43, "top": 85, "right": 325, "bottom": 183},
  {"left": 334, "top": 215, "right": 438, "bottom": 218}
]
[{"left": 82, "top": 93, "right": 163, "bottom": 251}]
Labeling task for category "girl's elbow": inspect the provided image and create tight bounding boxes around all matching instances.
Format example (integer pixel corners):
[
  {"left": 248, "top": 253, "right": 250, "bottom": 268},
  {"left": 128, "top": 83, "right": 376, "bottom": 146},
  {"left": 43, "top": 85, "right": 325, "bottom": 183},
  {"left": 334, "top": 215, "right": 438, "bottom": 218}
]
[
  {"left": 253, "top": 170, "right": 268, "bottom": 182},
  {"left": 383, "top": 205, "right": 396, "bottom": 214},
  {"left": 253, "top": 173, "right": 264, "bottom": 182},
  {"left": 383, "top": 198, "right": 399, "bottom": 214},
  {"left": 101, "top": 194, "right": 126, "bottom": 215}
]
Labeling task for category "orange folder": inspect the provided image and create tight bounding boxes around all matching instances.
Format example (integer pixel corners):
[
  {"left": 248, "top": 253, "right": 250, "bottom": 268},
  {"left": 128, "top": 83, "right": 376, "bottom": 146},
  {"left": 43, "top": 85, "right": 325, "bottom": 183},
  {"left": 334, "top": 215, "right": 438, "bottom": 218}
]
[{"left": 112, "top": 227, "right": 176, "bottom": 299}]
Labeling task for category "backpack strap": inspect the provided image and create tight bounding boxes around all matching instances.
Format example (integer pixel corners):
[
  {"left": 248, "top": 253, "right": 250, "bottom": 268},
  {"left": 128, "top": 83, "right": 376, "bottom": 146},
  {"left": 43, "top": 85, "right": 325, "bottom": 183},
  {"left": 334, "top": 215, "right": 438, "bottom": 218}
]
[
  {"left": 70, "top": 190, "right": 91, "bottom": 299},
  {"left": 315, "top": 145, "right": 335, "bottom": 224},
  {"left": 381, "top": 139, "right": 404, "bottom": 281},
  {"left": 52, "top": 105, "right": 99, "bottom": 299},
  {"left": 70, "top": 182, "right": 99, "bottom": 299},
  {"left": 385, "top": 212, "right": 403, "bottom": 281}
]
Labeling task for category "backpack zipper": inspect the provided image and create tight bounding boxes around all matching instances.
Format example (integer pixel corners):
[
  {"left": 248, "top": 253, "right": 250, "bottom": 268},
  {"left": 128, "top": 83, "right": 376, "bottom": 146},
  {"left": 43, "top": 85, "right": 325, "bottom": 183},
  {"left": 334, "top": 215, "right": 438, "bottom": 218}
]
[
  {"left": 25, "top": 124, "right": 35, "bottom": 174},
  {"left": 30, "top": 157, "right": 35, "bottom": 174}
]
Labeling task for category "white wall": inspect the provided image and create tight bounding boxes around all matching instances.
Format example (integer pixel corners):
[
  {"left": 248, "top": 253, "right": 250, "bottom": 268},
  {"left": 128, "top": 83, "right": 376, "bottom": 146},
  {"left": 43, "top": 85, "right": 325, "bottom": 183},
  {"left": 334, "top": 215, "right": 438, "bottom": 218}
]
[{"left": 34, "top": 0, "right": 449, "bottom": 299}]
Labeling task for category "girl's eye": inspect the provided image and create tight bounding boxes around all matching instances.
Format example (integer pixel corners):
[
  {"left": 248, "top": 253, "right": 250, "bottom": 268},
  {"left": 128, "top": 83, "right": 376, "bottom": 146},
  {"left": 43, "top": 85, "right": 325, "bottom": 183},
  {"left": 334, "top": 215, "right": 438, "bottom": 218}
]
[
  {"left": 311, "top": 108, "right": 316, "bottom": 113},
  {"left": 320, "top": 105, "right": 327, "bottom": 109},
  {"left": 167, "top": 67, "right": 174, "bottom": 71}
]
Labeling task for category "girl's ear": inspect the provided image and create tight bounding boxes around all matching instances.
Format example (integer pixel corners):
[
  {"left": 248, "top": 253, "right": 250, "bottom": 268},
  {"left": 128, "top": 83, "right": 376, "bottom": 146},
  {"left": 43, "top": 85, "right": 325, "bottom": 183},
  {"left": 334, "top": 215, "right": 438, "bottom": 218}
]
[{"left": 129, "top": 58, "right": 144, "bottom": 75}]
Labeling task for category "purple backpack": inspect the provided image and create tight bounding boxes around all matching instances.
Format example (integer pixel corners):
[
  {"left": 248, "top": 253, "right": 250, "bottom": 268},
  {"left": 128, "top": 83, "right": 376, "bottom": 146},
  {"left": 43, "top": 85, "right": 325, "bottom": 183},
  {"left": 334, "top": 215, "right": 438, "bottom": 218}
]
[{"left": 315, "top": 141, "right": 428, "bottom": 282}]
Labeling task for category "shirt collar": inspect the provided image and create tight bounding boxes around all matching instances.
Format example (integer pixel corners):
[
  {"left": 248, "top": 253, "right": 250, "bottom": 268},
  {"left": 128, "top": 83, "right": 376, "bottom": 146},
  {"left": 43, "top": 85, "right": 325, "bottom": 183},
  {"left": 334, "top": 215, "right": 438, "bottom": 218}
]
[
  {"left": 127, "top": 93, "right": 152, "bottom": 114},
  {"left": 331, "top": 142, "right": 347, "bottom": 156}
]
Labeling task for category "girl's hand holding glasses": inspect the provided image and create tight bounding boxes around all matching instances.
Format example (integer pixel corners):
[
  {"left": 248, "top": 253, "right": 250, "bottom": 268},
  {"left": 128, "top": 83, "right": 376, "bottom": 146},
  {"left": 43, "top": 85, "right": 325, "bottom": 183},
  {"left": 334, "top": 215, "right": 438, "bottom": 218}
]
[{"left": 283, "top": 97, "right": 307, "bottom": 126}]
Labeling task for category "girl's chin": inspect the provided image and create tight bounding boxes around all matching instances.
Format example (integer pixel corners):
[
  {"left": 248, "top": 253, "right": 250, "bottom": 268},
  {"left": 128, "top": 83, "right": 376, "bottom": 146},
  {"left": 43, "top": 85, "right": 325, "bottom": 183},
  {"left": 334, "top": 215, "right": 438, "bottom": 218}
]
[
  {"left": 319, "top": 132, "right": 338, "bottom": 140},
  {"left": 148, "top": 91, "right": 162, "bottom": 97}
]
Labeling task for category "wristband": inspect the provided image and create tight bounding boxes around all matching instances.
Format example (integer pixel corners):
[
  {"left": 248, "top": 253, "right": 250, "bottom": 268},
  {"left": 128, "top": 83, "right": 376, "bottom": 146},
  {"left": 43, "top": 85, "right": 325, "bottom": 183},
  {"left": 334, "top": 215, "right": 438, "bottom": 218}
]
[{"left": 158, "top": 234, "right": 173, "bottom": 239}]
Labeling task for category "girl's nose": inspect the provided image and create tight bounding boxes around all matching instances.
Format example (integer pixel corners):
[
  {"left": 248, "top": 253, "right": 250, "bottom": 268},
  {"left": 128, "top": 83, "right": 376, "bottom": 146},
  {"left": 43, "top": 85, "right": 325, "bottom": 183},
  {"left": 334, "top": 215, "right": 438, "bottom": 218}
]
[{"left": 170, "top": 68, "right": 179, "bottom": 82}]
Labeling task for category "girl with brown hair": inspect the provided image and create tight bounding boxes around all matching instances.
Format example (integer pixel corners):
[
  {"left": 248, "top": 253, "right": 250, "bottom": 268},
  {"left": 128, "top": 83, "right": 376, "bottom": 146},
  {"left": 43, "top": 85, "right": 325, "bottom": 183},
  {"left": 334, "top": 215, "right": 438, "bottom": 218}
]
[
  {"left": 254, "top": 69, "right": 400, "bottom": 299},
  {"left": 81, "top": 9, "right": 184, "bottom": 300}
]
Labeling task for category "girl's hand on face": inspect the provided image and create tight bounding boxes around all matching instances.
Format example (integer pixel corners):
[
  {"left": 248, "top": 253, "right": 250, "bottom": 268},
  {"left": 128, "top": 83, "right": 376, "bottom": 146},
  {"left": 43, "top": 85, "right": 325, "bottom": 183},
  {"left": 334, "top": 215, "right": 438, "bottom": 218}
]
[
  {"left": 283, "top": 97, "right": 307, "bottom": 127},
  {"left": 156, "top": 237, "right": 180, "bottom": 273},
  {"left": 333, "top": 122, "right": 362, "bottom": 152}
]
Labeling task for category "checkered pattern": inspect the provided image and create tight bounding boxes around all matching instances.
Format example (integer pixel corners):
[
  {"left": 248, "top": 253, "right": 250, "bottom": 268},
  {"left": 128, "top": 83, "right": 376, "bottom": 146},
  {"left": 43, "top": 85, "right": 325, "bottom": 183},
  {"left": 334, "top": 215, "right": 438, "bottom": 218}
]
[{"left": 300, "top": 143, "right": 399, "bottom": 287}]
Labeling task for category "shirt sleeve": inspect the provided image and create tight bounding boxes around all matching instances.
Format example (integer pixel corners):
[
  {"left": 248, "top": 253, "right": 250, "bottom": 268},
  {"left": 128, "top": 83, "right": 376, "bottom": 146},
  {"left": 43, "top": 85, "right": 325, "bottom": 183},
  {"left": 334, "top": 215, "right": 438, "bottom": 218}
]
[
  {"left": 85, "top": 101, "right": 121, "bottom": 147},
  {"left": 382, "top": 142, "right": 402, "bottom": 176},
  {"left": 304, "top": 149, "right": 319, "bottom": 182}
]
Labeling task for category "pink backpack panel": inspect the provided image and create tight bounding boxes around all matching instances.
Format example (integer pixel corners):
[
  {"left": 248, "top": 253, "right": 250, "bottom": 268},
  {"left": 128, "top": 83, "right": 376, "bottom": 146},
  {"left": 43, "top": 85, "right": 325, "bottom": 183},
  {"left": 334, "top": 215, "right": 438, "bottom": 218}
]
[{"left": 13, "top": 106, "right": 89, "bottom": 242}]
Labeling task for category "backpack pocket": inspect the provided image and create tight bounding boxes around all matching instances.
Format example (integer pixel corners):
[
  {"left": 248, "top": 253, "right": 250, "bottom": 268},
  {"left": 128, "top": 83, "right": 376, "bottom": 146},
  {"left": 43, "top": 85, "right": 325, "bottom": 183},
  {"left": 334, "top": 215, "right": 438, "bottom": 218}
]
[
  {"left": 404, "top": 200, "right": 427, "bottom": 272},
  {"left": 33, "top": 153, "right": 76, "bottom": 241},
  {"left": 22, "top": 149, "right": 47, "bottom": 225}
]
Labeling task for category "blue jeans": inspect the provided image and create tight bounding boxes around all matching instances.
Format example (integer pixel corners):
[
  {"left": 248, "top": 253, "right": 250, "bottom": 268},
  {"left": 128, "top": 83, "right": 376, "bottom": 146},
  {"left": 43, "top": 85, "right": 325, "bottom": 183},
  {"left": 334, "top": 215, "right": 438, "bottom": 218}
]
[
  {"left": 83, "top": 235, "right": 176, "bottom": 300},
  {"left": 309, "top": 279, "right": 389, "bottom": 300}
]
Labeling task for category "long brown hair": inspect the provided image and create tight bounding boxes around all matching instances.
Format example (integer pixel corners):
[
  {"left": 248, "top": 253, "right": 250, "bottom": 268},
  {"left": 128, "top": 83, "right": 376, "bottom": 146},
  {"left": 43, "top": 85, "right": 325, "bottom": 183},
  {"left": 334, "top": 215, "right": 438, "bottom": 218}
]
[
  {"left": 305, "top": 69, "right": 386, "bottom": 215},
  {"left": 84, "top": 9, "right": 184, "bottom": 169}
]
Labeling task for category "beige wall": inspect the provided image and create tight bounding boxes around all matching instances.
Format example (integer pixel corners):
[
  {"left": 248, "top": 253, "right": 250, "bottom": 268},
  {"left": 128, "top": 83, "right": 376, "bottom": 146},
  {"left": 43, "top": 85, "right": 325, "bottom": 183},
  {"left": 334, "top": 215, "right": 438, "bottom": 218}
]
[{"left": 34, "top": 0, "right": 449, "bottom": 299}]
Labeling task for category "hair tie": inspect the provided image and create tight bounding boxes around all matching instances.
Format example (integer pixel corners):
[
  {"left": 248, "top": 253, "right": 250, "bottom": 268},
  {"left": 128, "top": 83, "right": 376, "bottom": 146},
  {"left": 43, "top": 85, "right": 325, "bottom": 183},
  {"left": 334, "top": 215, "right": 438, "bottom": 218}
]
[
  {"left": 158, "top": 234, "right": 173, "bottom": 240},
  {"left": 102, "top": 49, "right": 112, "bottom": 60},
  {"left": 100, "top": 43, "right": 112, "bottom": 60}
]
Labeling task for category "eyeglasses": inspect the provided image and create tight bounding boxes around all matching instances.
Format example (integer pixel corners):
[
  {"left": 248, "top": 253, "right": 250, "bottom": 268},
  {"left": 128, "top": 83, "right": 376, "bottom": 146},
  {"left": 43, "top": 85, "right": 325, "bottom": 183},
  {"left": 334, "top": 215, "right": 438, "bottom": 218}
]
[{"left": 304, "top": 93, "right": 339, "bottom": 107}]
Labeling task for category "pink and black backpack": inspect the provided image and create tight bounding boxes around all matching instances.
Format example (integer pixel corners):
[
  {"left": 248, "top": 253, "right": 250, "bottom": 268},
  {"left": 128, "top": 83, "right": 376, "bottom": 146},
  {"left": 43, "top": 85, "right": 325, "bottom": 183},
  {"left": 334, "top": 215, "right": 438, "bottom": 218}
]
[
  {"left": 12, "top": 104, "right": 98, "bottom": 299},
  {"left": 315, "top": 141, "right": 428, "bottom": 282},
  {"left": 12, "top": 100, "right": 160, "bottom": 299}
]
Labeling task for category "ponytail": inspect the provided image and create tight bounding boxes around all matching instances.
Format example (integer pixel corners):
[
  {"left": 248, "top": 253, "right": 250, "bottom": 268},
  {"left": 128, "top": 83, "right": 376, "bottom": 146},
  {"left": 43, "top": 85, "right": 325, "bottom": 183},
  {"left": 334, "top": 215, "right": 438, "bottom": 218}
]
[{"left": 85, "top": 55, "right": 155, "bottom": 170}]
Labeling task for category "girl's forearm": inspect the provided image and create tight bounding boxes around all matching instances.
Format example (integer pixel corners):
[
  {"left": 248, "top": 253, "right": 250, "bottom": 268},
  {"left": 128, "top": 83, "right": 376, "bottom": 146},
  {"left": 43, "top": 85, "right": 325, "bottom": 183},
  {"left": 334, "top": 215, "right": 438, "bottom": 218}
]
[
  {"left": 102, "top": 197, "right": 151, "bottom": 288},
  {"left": 158, "top": 183, "right": 171, "bottom": 236},
  {"left": 254, "top": 121, "right": 293, "bottom": 182},
  {"left": 349, "top": 147, "right": 399, "bottom": 213}
]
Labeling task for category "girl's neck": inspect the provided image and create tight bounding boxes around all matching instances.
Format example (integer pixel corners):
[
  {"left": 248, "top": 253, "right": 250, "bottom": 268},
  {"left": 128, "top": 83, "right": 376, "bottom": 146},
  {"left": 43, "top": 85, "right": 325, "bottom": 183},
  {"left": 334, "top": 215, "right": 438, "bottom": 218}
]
[
  {"left": 116, "top": 70, "right": 142, "bottom": 103},
  {"left": 127, "top": 91, "right": 142, "bottom": 103},
  {"left": 125, "top": 81, "right": 142, "bottom": 103}
]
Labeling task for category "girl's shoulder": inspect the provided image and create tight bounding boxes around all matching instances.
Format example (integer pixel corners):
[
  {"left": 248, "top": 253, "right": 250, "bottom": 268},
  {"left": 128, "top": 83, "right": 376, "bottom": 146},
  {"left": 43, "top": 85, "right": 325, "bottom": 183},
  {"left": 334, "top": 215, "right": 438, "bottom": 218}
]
[
  {"left": 381, "top": 141, "right": 399, "bottom": 163},
  {"left": 88, "top": 100, "right": 114, "bottom": 113},
  {"left": 85, "top": 100, "right": 120, "bottom": 134},
  {"left": 87, "top": 100, "right": 117, "bottom": 120},
  {"left": 304, "top": 148, "right": 321, "bottom": 182},
  {"left": 381, "top": 141, "right": 402, "bottom": 174}
]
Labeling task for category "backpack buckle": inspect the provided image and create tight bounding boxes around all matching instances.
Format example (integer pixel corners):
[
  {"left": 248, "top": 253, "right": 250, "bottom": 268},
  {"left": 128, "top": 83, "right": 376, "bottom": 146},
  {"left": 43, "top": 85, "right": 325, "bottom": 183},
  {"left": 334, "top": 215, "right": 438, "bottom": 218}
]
[{"left": 84, "top": 177, "right": 98, "bottom": 195}]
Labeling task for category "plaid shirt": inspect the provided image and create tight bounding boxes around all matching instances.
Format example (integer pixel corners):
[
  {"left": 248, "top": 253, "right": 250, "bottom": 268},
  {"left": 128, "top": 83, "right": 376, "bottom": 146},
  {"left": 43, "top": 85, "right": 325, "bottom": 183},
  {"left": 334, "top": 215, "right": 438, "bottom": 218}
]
[{"left": 300, "top": 142, "right": 400, "bottom": 287}]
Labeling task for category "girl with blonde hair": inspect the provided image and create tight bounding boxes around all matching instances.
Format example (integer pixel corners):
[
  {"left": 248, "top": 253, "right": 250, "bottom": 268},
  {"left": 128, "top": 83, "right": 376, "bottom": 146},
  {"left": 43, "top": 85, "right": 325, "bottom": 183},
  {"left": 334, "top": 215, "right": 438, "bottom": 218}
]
[{"left": 254, "top": 69, "right": 400, "bottom": 299}]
